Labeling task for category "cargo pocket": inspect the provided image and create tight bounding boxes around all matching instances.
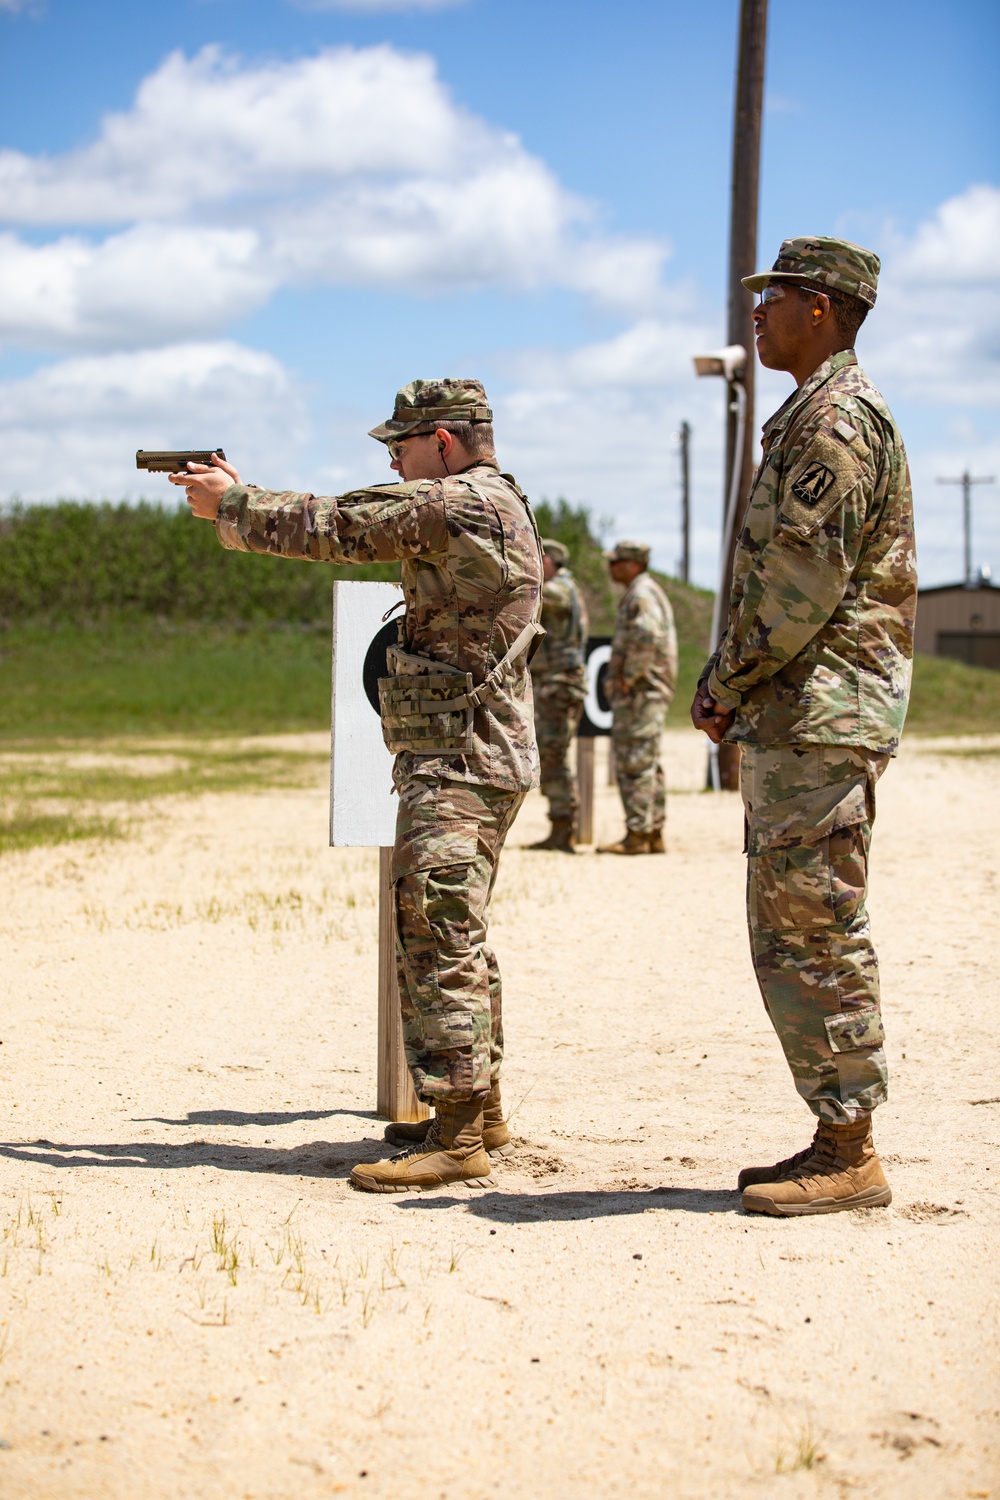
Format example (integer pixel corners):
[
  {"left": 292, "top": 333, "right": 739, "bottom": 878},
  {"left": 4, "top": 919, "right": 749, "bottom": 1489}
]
[
  {"left": 748, "top": 778, "right": 869, "bottom": 933},
  {"left": 392, "top": 822, "right": 478, "bottom": 1053},
  {"left": 391, "top": 821, "right": 479, "bottom": 884},
  {"left": 825, "top": 1007, "right": 885, "bottom": 1052}
]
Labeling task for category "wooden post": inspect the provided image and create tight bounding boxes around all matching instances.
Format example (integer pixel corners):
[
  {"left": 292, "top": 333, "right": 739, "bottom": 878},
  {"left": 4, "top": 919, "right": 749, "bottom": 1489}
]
[
  {"left": 679, "top": 419, "right": 691, "bottom": 584},
  {"left": 377, "top": 846, "right": 427, "bottom": 1124},
  {"left": 576, "top": 736, "right": 595, "bottom": 845},
  {"left": 718, "top": 0, "right": 767, "bottom": 794}
]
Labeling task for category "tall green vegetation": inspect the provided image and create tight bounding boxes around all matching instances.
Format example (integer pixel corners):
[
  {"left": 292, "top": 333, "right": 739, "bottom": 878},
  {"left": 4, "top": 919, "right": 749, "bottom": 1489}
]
[
  {"left": 0, "top": 500, "right": 397, "bottom": 623},
  {"left": 1, "top": 499, "right": 997, "bottom": 741}
]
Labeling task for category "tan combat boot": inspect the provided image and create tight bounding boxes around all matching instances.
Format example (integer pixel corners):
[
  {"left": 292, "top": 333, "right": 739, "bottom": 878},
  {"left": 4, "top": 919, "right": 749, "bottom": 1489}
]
[
  {"left": 737, "top": 1127, "right": 821, "bottom": 1190},
  {"left": 596, "top": 829, "right": 648, "bottom": 855},
  {"left": 741, "top": 1116, "right": 891, "bottom": 1216},
  {"left": 526, "top": 818, "right": 576, "bottom": 853},
  {"left": 647, "top": 828, "right": 666, "bottom": 854},
  {"left": 351, "top": 1099, "right": 494, "bottom": 1193},
  {"left": 384, "top": 1082, "right": 514, "bottom": 1158}
]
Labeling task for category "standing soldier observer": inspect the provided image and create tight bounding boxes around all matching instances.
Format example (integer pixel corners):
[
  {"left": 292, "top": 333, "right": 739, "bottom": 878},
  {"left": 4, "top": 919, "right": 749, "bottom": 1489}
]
[
  {"left": 171, "top": 379, "right": 543, "bottom": 1194},
  {"left": 598, "top": 541, "right": 678, "bottom": 855},
  {"left": 692, "top": 238, "right": 917, "bottom": 1217},
  {"left": 526, "top": 538, "right": 589, "bottom": 852}
]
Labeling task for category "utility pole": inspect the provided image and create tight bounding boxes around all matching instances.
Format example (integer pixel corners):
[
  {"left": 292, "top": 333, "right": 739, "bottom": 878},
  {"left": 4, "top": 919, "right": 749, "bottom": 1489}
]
[
  {"left": 679, "top": 420, "right": 691, "bottom": 583},
  {"left": 718, "top": 0, "right": 768, "bottom": 789},
  {"left": 936, "top": 470, "right": 995, "bottom": 585}
]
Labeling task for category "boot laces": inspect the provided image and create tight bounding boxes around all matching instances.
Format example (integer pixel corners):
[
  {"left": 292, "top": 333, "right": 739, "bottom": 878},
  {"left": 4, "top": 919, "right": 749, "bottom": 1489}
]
[{"left": 391, "top": 1121, "right": 444, "bottom": 1163}]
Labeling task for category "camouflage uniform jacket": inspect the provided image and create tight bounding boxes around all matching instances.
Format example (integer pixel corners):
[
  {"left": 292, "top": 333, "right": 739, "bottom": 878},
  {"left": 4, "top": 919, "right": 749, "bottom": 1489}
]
[
  {"left": 215, "top": 461, "right": 543, "bottom": 791},
  {"left": 705, "top": 350, "right": 916, "bottom": 752},
  {"left": 608, "top": 572, "right": 678, "bottom": 706},
  {"left": 530, "top": 568, "right": 589, "bottom": 688}
]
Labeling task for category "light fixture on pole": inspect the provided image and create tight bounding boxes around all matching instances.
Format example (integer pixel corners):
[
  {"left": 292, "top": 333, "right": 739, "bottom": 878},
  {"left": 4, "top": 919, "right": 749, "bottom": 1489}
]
[{"left": 693, "top": 343, "right": 747, "bottom": 791}]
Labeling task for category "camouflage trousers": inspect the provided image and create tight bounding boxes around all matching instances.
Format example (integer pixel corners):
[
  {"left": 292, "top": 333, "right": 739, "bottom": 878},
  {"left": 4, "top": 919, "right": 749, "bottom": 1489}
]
[
  {"left": 611, "top": 693, "right": 669, "bottom": 834},
  {"left": 533, "top": 679, "right": 585, "bottom": 822},
  {"left": 391, "top": 776, "right": 525, "bottom": 1105},
  {"left": 741, "top": 744, "right": 891, "bottom": 1124}
]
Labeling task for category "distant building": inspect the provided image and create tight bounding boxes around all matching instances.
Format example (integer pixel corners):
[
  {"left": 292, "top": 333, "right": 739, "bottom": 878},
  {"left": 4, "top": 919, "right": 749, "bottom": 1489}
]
[{"left": 915, "top": 576, "right": 1000, "bottom": 672}]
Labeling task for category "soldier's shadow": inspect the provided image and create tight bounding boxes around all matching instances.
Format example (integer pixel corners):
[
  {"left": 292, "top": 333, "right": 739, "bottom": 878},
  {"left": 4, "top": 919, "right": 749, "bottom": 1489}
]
[
  {"left": 0, "top": 1131, "right": 383, "bottom": 1179},
  {"left": 398, "top": 1187, "right": 741, "bottom": 1220}
]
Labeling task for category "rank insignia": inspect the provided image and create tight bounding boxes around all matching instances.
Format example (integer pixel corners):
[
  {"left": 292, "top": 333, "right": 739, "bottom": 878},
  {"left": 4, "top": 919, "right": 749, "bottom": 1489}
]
[{"left": 791, "top": 460, "right": 835, "bottom": 505}]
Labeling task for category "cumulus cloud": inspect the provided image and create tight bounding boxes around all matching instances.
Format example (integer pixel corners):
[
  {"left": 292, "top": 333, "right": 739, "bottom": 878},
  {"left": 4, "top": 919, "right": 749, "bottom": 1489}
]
[
  {"left": 0, "top": 343, "right": 310, "bottom": 500},
  {"left": 0, "top": 227, "right": 271, "bottom": 350},
  {"left": 864, "top": 184, "right": 1000, "bottom": 408},
  {"left": 491, "top": 188, "right": 1000, "bottom": 579},
  {"left": 0, "top": 45, "right": 668, "bottom": 349}
]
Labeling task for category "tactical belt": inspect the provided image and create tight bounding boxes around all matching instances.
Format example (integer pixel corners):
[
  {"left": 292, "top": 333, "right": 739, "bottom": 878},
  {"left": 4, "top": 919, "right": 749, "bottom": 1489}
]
[{"left": 378, "top": 619, "right": 544, "bottom": 755}]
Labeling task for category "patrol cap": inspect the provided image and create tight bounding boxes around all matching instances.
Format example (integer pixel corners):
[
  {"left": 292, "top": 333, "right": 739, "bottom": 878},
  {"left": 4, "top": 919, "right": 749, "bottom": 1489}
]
[
  {"left": 369, "top": 378, "right": 493, "bottom": 443},
  {"left": 742, "top": 236, "right": 880, "bottom": 308},
  {"left": 606, "top": 540, "right": 650, "bottom": 566},
  {"left": 541, "top": 538, "right": 569, "bottom": 566}
]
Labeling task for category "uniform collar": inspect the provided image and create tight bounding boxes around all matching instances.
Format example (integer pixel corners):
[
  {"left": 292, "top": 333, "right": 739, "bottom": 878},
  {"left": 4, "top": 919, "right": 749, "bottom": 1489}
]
[
  {"left": 761, "top": 348, "right": 857, "bottom": 447},
  {"left": 454, "top": 458, "right": 501, "bottom": 476}
]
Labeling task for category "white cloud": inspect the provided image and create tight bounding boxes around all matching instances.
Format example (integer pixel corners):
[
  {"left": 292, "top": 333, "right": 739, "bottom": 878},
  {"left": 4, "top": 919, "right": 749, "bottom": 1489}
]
[
  {"left": 0, "top": 343, "right": 310, "bottom": 500},
  {"left": 0, "top": 45, "right": 668, "bottom": 349},
  {"left": 864, "top": 184, "right": 1000, "bottom": 408},
  {"left": 0, "top": 0, "right": 43, "bottom": 13},
  {"left": 0, "top": 227, "right": 272, "bottom": 350}
]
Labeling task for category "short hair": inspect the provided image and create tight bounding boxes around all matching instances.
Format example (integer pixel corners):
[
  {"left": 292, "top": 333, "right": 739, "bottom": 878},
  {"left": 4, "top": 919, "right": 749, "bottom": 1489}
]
[
  {"left": 437, "top": 420, "right": 496, "bottom": 458},
  {"left": 795, "top": 281, "right": 869, "bottom": 344}
]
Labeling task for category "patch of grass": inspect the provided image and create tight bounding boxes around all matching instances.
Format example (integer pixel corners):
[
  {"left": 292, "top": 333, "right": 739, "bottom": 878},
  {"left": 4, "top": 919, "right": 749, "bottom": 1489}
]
[
  {"left": 0, "top": 742, "right": 328, "bottom": 856},
  {"left": 904, "top": 652, "right": 1000, "bottom": 737},
  {"left": 775, "top": 1420, "right": 825, "bottom": 1474},
  {"left": 901, "top": 651, "right": 1000, "bottom": 737},
  {"left": 0, "top": 745, "right": 327, "bottom": 802},
  {"left": 0, "top": 808, "right": 122, "bottom": 855},
  {"left": 0, "top": 620, "right": 334, "bottom": 740}
]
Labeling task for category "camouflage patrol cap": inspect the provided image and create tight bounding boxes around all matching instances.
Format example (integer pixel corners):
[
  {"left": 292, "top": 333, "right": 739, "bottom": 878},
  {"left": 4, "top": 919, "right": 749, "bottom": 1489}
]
[
  {"left": 742, "top": 236, "right": 880, "bottom": 308},
  {"left": 368, "top": 378, "right": 493, "bottom": 443},
  {"left": 541, "top": 538, "right": 569, "bottom": 566},
  {"left": 606, "top": 540, "right": 650, "bottom": 566}
]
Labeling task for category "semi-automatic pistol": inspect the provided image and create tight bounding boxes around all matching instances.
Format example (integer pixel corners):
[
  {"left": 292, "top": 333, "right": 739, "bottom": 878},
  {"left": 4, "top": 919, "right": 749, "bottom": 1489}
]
[{"left": 136, "top": 449, "right": 226, "bottom": 473}]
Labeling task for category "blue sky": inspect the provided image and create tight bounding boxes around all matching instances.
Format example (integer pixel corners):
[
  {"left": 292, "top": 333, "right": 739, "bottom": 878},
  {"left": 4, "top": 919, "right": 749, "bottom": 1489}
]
[{"left": 0, "top": 0, "right": 997, "bottom": 585}]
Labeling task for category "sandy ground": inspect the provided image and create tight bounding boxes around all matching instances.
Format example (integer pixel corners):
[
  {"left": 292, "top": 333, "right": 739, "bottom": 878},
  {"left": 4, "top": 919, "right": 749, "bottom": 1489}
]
[{"left": 0, "top": 728, "right": 997, "bottom": 1500}]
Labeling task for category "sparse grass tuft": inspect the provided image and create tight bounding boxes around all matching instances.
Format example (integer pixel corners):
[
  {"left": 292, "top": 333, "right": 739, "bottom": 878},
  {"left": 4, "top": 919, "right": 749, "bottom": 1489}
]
[{"left": 775, "top": 1420, "right": 825, "bottom": 1473}]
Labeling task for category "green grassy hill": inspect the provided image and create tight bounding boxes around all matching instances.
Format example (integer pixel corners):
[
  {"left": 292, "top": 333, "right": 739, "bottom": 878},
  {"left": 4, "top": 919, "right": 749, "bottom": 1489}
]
[{"left": 0, "top": 500, "right": 997, "bottom": 741}]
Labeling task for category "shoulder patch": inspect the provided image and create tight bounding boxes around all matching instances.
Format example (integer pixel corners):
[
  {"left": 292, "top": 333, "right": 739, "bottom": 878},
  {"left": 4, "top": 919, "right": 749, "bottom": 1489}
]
[
  {"left": 791, "top": 459, "right": 836, "bottom": 506},
  {"left": 779, "top": 427, "right": 865, "bottom": 537}
]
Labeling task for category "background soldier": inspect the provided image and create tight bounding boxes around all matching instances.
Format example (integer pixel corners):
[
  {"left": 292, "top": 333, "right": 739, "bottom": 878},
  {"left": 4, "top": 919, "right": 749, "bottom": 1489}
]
[
  {"left": 598, "top": 541, "right": 677, "bottom": 855},
  {"left": 692, "top": 238, "right": 917, "bottom": 1217},
  {"left": 172, "top": 379, "right": 543, "bottom": 1194},
  {"left": 527, "top": 537, "right": 589, "bottom": 852}
]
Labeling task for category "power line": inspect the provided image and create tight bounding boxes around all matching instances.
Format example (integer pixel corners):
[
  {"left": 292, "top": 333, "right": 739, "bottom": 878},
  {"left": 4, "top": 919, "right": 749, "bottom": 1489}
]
[{"left": 936, "top": 471, "right": 995, "bottom": 585}]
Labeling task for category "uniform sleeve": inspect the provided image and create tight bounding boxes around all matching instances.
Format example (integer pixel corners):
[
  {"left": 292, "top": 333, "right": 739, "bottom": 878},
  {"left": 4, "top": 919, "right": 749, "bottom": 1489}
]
[
  {"left": 214, "top": 481, "right": 449, "bottom": 564},
  {"left": 539, "top": 575, "right": 572, "bottom": 632},
  {"left": 708, "top": 418, "right": 874, "bottom": 711},
  {"left": 618, "top": 591, "right": 663, "bottom": 691}
]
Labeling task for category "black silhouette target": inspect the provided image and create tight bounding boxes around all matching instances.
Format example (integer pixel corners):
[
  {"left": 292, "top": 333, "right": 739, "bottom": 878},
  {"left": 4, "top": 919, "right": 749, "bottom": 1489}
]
[
  {"left": 577, "top": 635, "right": 613, "bottom": 737},
  {"left": 362, "top": 621, "right": 398, "bottom": 713}
]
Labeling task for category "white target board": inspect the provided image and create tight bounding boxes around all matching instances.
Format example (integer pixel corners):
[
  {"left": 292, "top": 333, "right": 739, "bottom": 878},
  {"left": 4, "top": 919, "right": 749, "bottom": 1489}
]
[
  {"left": 578, "top": 636, "right": 613, "bottom": 736},
  {"left": 329, "top": 580, "right": 402, "bottom": 847}
]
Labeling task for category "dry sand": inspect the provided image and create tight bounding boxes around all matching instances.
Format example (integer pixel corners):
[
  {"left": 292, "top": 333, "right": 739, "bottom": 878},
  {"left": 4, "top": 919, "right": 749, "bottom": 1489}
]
[{"left": 0, "top": 728, "right": 997, "bottom": 1499}]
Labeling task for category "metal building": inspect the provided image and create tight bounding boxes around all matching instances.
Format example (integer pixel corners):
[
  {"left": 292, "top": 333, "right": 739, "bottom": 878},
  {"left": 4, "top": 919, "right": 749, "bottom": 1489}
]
[{"left": 914, "top": 578, "right": 1000, "bottom": 671}]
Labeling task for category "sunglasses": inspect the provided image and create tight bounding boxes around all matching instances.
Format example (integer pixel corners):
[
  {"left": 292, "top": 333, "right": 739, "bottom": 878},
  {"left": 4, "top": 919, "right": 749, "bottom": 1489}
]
[{"left": 759, "top": 283, "right": 827, "bottom": 305}]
